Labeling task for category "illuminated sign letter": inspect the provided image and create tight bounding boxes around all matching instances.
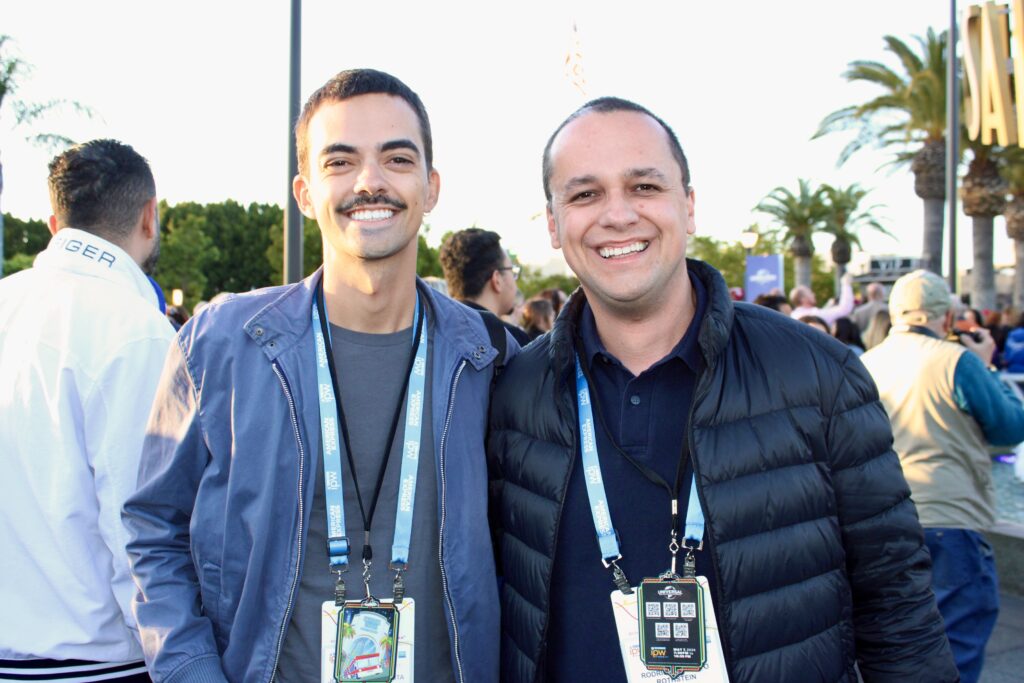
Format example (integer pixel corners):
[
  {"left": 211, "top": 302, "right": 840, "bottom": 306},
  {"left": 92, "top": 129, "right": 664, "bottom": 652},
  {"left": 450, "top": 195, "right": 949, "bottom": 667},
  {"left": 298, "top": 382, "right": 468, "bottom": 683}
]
[{"left": 981, "top": 2, "right": 1016, "bottom": 145}]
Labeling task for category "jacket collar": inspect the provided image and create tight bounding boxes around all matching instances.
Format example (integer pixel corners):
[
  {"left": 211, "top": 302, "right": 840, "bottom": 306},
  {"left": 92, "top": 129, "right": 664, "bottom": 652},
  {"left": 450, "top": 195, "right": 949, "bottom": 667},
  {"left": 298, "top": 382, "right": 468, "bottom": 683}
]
[
  {"left": 34, "top": 228, "right": 160, "bottom": 310},
  {"left": 242, "top": 267, "right": 497, "bottom": 370},
  {"left": 550, "top": 258, "right": 734, "bottom": 372}
]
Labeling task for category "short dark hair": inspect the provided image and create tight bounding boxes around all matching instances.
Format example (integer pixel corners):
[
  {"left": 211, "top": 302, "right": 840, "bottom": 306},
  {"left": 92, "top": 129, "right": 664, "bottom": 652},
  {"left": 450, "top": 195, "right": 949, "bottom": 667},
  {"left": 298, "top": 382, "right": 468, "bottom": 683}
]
[
  {"left": 295, "top": 68, "right": 432, "bottom": 175},
  {"left": 541, "top": 96, "right": 690, "bottom": 203},
  {"left": 47, "top": 139, "right": 155, "bottom": 242},
  {"left": 753, "top": 294, "right": 790, "bottom": 312},
  {"left": 439, "top": 228, "right": 506, "bottom": 300},
  {"left": 522, "top": 297, "right": 554, "bottom": 328},
  {"left": 832, "top": 316, "right": 865, "bottom": 350}
]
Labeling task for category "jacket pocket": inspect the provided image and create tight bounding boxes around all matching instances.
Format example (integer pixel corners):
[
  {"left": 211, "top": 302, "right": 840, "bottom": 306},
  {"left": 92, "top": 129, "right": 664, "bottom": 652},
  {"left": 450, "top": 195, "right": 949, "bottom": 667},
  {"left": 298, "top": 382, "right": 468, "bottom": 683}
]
[{"left": 199, "top": 561, "right": 226, "bottom": 648}]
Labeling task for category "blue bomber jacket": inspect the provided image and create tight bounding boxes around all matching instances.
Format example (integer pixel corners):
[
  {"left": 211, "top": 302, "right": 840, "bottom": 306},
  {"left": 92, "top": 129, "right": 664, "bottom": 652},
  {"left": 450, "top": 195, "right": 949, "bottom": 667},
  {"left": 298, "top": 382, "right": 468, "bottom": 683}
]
[{"left": 124, "top": 271, "right": 507, "bottom": 683}]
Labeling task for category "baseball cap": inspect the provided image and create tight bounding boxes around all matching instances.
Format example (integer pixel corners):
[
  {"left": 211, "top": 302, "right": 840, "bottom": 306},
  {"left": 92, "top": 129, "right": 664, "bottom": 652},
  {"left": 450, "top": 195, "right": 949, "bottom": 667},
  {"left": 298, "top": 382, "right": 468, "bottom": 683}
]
[{"left": 888, "top": 269, "right": 950, "bottom": 325}]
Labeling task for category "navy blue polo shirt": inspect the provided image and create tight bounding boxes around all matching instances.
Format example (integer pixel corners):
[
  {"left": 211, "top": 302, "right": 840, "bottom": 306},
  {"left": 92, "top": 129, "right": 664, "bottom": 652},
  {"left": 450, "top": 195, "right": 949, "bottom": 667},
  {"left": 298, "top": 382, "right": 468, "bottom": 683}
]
[{"left": 545, "top": 273, "right": 716, "bottom": 681}]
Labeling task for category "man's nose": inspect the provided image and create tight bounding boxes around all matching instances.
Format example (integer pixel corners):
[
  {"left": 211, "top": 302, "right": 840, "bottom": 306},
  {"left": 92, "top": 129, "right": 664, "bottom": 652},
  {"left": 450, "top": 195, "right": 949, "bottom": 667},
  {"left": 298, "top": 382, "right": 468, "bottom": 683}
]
[
  {"left": 353, "top": 162, "right": 387, "bottom": 196},
  {"left": 598, "top": 191, "right": 639, "bottom": 230}
]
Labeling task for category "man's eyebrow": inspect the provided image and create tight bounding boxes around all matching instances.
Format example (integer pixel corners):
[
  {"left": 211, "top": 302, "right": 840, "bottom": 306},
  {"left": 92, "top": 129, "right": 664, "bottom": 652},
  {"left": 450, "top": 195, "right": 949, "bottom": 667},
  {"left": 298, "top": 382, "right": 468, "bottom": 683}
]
[
  {"left": 625, "top": 167, "right": 669, "bottom": 182},
  {"left": 319, "top": 142, "right": 357, "bottom": 158},
  {"left": 561, "top": 174, "right": 598, "bottom": 193},
  {"left": 380, "top": 139, "right": 421, "bottom": 156}
]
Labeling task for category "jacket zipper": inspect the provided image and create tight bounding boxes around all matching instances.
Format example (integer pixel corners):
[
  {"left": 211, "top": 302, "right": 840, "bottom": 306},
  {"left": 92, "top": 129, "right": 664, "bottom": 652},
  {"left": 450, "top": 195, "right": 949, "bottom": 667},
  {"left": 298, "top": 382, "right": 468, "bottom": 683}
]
[
  {"left": 439, "top": 359, "right": 468, "bottom": 683},
  {"left": 269, "top": 361, "right": 306, "bottom": 682},
  {"left": 685, "top": 365, "right": 734, "bottom": 671}
]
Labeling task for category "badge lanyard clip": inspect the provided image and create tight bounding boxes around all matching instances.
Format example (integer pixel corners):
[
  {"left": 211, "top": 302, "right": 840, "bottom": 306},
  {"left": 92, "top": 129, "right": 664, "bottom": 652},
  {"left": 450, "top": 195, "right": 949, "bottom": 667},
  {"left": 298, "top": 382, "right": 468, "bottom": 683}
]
[
  {"left": 603, "top": 555, "right": 633, "bottom": 595},
  {"left": 333, "top": 568, "right": 347, "bottom": 606},
  {"left": 666, "top": 499, "right": 682, "bottom": 579},
  {"left": 391, "top": 562, "right": 407, "bottom": 604}
]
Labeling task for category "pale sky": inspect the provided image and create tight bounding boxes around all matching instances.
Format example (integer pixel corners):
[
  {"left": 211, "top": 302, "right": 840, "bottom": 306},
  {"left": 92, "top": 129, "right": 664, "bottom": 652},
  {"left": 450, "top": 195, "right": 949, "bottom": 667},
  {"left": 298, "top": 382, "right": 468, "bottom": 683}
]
[{"left": 1, "top": 0, "right": 1002, "bottom": 277}]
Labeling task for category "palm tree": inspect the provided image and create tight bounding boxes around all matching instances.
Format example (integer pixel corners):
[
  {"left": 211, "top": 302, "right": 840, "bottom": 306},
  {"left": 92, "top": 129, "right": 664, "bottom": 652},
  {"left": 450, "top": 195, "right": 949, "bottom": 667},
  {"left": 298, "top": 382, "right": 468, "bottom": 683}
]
[
  {"left": 999, "top": 147, "right": 1024, "bottom": 309},
  {"left": 961, "top": 142, "right": 1006, "bottom": 311},
  {"left": 814, "top": 29, "right": 948, "bottom": 275},
  {"left": 755, "top": 179, "right": 827, "bottom": 288},
  {"left": 820, "top": 184, "right": 893, "bottom": 295}
]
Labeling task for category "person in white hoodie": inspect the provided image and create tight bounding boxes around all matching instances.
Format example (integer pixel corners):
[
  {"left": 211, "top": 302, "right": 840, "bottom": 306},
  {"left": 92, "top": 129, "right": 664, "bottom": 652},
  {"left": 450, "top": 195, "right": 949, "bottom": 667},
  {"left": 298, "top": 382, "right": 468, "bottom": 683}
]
[{"left": 0, "top": 139, "right": 173, "bottom": 682}]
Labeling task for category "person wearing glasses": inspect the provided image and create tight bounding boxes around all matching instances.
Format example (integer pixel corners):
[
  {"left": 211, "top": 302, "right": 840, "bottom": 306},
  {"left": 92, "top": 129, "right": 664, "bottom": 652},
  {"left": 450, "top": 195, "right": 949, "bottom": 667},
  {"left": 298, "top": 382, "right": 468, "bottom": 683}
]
[{"left": 440, "top": 228, "right": 530, "bottom": 345}]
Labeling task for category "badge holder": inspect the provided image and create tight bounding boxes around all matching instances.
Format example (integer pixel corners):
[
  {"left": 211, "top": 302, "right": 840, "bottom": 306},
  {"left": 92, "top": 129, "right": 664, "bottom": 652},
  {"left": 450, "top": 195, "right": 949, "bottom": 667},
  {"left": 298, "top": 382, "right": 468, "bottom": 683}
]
[
  {"left": 636, "top": 537, "right": 707, "bottom": 679},
  {"left": 334, "top": 560, "right": 400, "bottom": 683}
]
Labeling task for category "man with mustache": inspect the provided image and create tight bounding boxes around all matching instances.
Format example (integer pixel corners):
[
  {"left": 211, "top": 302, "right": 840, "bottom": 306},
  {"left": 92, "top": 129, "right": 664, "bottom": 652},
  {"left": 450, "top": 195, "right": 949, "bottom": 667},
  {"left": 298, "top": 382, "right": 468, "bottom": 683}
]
[{"left": 124, "top": 69, "right": 510, "bottom": 683}]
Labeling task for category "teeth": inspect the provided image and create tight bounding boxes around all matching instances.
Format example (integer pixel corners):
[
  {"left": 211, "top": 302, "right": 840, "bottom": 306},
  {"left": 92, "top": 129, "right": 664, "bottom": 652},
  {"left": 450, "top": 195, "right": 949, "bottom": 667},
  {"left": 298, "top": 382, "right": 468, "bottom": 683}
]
[
  {"left": 349, "top": 209, "right": 395, "bottom": 221},
  {"left": 599, "top": 241, "right": 649, "bottom": 259}
]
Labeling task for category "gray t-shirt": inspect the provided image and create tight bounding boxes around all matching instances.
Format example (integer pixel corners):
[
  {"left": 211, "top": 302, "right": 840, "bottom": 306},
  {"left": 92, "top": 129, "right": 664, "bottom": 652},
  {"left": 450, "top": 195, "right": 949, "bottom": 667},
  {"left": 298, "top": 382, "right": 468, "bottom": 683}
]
[{"left": 276, "top": 317, "right": 455, "bottom": 682}]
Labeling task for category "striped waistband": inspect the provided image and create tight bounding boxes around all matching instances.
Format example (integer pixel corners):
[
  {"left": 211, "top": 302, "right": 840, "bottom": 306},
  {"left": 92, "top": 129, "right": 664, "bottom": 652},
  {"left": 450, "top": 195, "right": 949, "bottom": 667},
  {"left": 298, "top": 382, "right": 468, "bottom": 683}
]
[{"left": 0, "top": 659, "right": 149, "bottom": 682}]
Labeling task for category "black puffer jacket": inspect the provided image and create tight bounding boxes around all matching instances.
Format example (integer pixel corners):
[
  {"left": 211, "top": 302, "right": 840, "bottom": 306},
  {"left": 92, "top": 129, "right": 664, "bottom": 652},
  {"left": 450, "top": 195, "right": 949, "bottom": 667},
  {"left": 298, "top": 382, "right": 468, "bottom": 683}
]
[{"left": 488, "top": 260, "right": 957, "bottom": 683}]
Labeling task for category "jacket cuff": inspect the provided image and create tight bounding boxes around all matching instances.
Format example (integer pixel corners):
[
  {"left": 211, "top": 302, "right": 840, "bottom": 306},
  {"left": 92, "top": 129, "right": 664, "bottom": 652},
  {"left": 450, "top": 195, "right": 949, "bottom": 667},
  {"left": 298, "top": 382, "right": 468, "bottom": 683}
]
[{"left": 164, "top": 655, "right": 229, "bottom": 683}]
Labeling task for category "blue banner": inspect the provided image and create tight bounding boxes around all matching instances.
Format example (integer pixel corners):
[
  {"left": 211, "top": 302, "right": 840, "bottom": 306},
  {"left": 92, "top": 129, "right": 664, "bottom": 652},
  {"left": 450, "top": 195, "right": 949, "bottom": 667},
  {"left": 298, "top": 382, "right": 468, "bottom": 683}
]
[{"left": 745, "top": 254, "right": 784, "bottom": 302}]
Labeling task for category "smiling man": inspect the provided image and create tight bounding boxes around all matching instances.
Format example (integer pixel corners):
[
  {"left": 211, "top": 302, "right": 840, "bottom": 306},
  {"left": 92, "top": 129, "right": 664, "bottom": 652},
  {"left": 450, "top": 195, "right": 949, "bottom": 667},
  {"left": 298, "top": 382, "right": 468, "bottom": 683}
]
[
  {"left": 487, "top": 98, "right": 957, "bottom": 682},
  {"left": 123, "top": 70, "right": 508, "bottom": 683}
]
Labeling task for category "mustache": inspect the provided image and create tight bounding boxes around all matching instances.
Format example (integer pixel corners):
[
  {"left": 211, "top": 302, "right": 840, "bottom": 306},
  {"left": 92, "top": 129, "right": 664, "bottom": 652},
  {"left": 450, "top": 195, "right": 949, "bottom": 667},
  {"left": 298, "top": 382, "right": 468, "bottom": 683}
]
[{"left": 336, "top": 194, "right": 407, "bottom": 214}]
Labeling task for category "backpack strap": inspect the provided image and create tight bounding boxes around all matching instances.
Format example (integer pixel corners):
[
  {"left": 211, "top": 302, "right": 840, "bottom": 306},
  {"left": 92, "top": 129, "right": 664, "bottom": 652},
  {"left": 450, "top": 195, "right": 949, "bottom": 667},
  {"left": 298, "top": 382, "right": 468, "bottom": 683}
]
[{"left": 477, "top": 309, "right": 507, "bottom": 377}]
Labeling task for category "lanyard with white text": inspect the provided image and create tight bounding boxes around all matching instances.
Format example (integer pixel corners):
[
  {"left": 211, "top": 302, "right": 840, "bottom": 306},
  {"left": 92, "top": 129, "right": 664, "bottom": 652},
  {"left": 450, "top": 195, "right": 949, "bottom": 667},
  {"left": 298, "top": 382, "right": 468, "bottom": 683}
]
[
  {"left": 574, "top": 354, "right": 705, "bottom": 593},
  {"left": 312, "top": 283, "right": 428, "bottom": 604}
]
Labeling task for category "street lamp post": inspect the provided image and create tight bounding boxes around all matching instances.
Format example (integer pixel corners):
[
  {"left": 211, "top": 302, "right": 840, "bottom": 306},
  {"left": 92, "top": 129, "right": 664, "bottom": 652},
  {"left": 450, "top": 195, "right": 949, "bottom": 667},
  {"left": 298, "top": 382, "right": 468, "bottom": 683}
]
[
  {"left": 947, "top": 0, "right": 959, "bottom": 292},
  {"left": 739, "top": 230, "right": 759, "bottom": 256},
  {"left": 284, "top": 0, "right": 303, "bottom": 284}
]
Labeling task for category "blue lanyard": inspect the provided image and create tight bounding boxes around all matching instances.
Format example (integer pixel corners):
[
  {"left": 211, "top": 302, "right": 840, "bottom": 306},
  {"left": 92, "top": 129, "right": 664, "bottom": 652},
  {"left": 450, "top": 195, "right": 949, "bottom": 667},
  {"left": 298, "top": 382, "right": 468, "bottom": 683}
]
[
  {"left": 312, "top": 290, "right": 428, "bottom": 581},
  {"left": 574, "top": 354, "right": 704, "bottom": 588}
]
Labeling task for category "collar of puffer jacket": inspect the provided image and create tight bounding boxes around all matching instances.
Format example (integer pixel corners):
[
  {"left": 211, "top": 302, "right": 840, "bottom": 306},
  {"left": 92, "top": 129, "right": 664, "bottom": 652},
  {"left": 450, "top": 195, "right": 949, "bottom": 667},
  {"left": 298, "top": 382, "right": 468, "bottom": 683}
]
[{"left": 548, "top": 258, "right": 735, "bottom": 374}]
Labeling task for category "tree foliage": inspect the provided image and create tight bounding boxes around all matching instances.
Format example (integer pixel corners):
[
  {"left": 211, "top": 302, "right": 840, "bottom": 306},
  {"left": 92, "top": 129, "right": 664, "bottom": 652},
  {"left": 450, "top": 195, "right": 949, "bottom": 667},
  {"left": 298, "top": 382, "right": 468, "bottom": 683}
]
[
  {"left": 813, "top": 28, "right": 948, "bottom": 166},
  {"left": 2, "top": 212, "right": 48, "bottom": 275},
  {"left": 152, "top": 210, "right": 219, "bottom": 310},
  {"left": 3, "top": 212, "right": 47, "bottom": 257},
  {"left": 3, "top": 252, "right": 34, "bottom": 275},
  {"left": 819, "top": 183, "right": 892, "bottom": 265},
  {"left": 416, "top": 234, "right": 443, "bottom": 278},
  {"left": 267, "top": 215, "right": 323, "bottom": 285},
  {"left": 755, "top": 179, "right": 828, "bottom": 259},
  {"left": 690, "top": 233, "right": 834, "bottom": 305},
  {"left": 518, "top": 266, "right": 579, "bottom": 299}
]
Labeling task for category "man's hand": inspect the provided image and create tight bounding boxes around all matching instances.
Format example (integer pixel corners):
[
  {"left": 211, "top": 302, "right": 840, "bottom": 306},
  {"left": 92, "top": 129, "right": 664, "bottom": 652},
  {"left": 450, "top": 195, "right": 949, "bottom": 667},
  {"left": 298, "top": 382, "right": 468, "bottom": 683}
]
[{"left": 959, "top": 325, "right": 996, "bottom": 365}]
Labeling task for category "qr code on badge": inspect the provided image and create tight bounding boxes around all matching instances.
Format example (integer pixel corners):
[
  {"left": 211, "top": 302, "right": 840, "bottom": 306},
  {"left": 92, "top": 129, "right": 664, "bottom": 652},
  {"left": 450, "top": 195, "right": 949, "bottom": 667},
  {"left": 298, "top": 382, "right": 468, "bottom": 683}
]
[
  {"left": 645, "top": 602, "right": 662, "bottom": 618},
  {"left": 673, "top": 622, "right": 689, "bottom": 640},
  {"left": 680, "top": 602, "right": 697, "bottom": 618},
  {"left": 662, "top": 602, "right": 679, "bottom": 618},
  {"left": 655, "top": 622, "right": 671, "bottom": 639}
]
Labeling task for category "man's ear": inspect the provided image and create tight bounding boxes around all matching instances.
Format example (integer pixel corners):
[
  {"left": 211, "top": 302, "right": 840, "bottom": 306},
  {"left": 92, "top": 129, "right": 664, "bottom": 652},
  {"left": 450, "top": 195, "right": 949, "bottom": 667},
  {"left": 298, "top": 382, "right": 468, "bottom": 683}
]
[
  {"left": 425, "top": 167, "right": 440, "bottom": 213},
  {"left": 547, "top": 204, "right": 561, "bottom": 249},
  {"left": 293, "top": 174, "right": 317, "bottom": 220},
  {"left": 686, "top": 188, "right": 697, "bottom": 235},
  {"left": 48, "top": 215, "right": 59, "bottom": 236},
  {"left": 489, "top": 267, "right": 505, "bottom": 294},
  {"left": 140, "top": 197, "right": 159, "bottom": 238}
]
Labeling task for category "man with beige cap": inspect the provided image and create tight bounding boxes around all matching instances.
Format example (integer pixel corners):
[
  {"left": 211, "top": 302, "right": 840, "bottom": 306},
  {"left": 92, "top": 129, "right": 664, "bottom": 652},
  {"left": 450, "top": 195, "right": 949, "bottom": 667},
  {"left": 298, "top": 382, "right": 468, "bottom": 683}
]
[{"left": 861, "top": 269, "right": 1024, "bottom": 683}]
